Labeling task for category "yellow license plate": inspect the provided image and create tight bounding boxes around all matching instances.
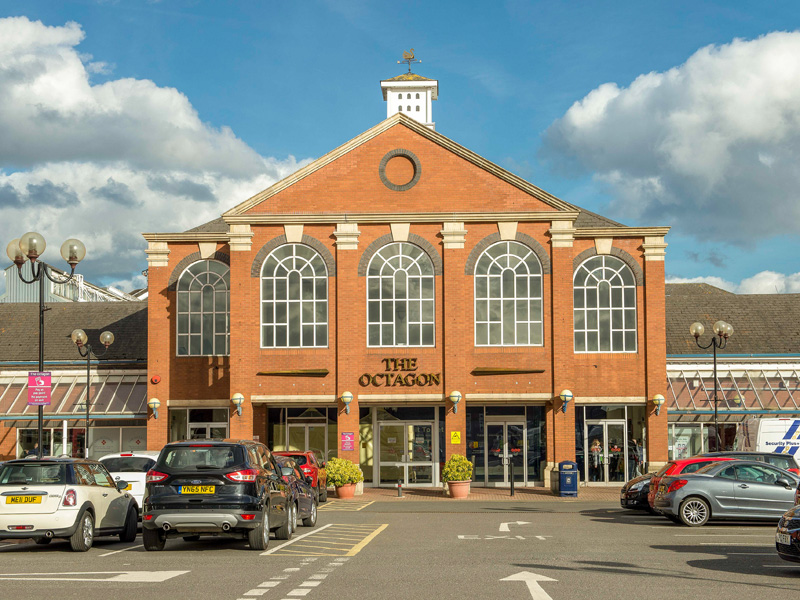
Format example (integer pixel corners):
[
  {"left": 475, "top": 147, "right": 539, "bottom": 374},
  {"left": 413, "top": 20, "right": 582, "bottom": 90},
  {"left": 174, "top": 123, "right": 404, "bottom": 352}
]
[
  {"left": 6, "top": 496, "right": 42, "bottom": 504},
  {"left": 179, "top": 485, "right": 215, "bottom": 494}
]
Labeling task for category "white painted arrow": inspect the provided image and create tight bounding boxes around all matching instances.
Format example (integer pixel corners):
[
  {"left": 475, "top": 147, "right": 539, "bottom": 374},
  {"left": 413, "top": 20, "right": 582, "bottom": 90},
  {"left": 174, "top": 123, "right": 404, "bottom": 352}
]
[
  {"left": 501, "top": 571, "right": 558, "bottom": 600},
  {"left": 499, "top": 520, "right": 530, "bottom": 532}
]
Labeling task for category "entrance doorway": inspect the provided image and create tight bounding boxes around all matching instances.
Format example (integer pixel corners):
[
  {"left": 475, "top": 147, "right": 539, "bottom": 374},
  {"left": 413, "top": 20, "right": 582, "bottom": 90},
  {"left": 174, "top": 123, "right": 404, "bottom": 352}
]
[
  {"left": 288, "top": 423, "right": 327, "bottom": 457},
  {"left": 189, "top": 423, "right": 228, "bottom": 439},
  {"left": 484, "top": 420, "right": 526, "bottom": 487},
  {"left": 585, "top": 420, "right": 627, "bottom": 485},
  {"left": 378, "top": 422, "right": 434, "bottom": 486}
]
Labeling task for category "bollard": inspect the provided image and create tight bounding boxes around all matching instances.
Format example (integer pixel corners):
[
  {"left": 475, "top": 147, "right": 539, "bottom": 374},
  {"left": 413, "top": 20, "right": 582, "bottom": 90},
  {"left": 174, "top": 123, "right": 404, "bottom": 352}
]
[
  {"left": 510, "top": 460, "right": 515, "bottom": 497},
  {"left": 397, "top": 479, "right": 403, "bottom": 497}
]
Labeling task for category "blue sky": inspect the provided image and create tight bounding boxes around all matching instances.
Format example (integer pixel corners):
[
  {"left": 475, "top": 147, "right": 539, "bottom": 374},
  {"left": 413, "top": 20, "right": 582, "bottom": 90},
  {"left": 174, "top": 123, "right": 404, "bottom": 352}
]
[{"left": 2, "top": 0, "right": 800, "bottom": 295}]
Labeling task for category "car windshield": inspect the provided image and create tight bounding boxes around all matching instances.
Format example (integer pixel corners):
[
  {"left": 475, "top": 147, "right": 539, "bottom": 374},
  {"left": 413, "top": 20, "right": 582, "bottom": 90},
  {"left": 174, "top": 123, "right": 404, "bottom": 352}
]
[
  {"left": 101, "top": 457, "right": 156, "bottom": 473},
  {"left": 694, "top": 462, "right": 722, "bottom": 475},
  {"left": 763, "top": 455, "right": 797, "bottom": 471},
  {"left": 0, "top": 463, "right": 67, "bottom": 485},
  {"left": 158, "top": 446, "right": 244, "bottom": 470},
  {"left": 654, "top": 462, "right": 673, "bottom": 477}
]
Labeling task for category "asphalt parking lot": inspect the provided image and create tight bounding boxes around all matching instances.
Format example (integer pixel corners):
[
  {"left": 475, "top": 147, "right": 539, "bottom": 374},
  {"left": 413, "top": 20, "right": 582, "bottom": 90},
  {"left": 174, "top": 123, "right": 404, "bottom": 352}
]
[{"left": 1, "top": 500, "right": 797, "bottom": 600}]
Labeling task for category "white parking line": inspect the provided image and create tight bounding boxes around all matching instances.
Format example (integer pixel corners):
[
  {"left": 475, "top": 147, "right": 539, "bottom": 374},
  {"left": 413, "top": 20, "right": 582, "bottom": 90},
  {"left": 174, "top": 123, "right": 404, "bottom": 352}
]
[
  {"left": 261, "top": 524, "right": 333, "bottom": 556},
  {"left": 99, "top": 544, "right": 143, "bottom": 557}
]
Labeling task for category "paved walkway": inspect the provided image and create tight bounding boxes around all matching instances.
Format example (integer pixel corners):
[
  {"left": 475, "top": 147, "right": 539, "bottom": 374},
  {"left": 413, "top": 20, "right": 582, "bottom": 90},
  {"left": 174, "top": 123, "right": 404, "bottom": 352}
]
[{"left": 342, "top": 484, "right": 623, "bottom": 502}]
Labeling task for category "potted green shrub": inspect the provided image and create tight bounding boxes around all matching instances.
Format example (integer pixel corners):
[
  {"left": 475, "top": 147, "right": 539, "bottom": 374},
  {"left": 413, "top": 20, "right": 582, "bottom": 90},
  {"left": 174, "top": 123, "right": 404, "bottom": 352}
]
[
  {"left": 325, "top": 457, "right": 364, "bottom": 499},
  {"left": 442, "top": 454, "right": 473, "bottom": 499}
]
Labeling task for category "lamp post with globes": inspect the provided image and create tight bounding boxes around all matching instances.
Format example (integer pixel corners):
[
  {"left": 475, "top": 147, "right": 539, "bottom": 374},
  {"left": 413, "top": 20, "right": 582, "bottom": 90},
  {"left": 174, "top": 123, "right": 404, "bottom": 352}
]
[
  {"left": 6, "top": 232, "right": 86, "bottom": 458},
  {"left": 690, "top": 320, "right": 734, "bottom": 451},
  {"left": 71, "top": 329, "right": 114, "bottom": 458}
]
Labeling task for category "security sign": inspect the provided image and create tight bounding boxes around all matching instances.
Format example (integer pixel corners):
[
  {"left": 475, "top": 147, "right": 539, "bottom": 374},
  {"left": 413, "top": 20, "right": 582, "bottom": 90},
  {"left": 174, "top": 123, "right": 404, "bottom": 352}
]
[
  {"left": 450, "top": 431, "right": 461, "bottom": 444},
  {"left": 27, "top": 372, "right": 51, "bottom": 406}
]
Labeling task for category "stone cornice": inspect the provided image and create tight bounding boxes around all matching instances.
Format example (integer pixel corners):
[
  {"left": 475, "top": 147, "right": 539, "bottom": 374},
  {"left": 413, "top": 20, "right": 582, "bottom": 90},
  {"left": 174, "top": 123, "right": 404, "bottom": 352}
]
[
  {"left": 143, "top": 232, "right": 229, "bottom": 243},
  {"left": 573, "top": 227, "right": 671, "bottom": 238},
  {"left": 224, "top": 211, "right": 579, "bottom": 225}
]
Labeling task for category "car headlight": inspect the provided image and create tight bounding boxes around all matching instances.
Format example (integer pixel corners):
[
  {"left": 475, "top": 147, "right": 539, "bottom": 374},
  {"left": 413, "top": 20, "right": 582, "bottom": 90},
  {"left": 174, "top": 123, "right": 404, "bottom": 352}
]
[{"left": 630, "top": 480, "right": 645, "bottom": 492}]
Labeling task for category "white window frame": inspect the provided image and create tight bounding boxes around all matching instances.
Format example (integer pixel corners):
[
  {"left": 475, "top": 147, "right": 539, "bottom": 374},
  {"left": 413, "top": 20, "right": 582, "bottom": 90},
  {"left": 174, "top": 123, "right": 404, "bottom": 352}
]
[
  {"left": 474, "top": 241, "right": 544, "bottom": 347},
  {"left": 260, "top": 243, "right": 329, "bottom": 348},
  {"left": 176, "top": 260, "right": 230, "bottom": 356},
  {"left": 366, "top": 242, "right": 435, "bottom": 347},
  {"left": 573, "top": 255, "right": 637, "bottom": 353}
]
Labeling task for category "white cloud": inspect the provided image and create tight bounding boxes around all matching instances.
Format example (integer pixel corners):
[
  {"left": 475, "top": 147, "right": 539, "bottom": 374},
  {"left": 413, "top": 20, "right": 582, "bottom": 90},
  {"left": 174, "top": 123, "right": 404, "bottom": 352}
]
[
  {"left": 667, "top": 270, "right": 800, "bottom": 294},
  {"left": 0, "top": 17, "right": 309, "bottom": 292},
  {"left": 543, "top": 31, "right": 800, "bottom": 244}
]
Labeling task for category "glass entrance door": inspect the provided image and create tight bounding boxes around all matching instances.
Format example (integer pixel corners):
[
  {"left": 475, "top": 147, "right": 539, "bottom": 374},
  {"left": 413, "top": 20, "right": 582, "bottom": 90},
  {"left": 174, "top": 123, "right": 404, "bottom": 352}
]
[
  {"left": 585, "top": 420, "right": 627, "bottom": 485},
  {"left": 485, "top": 421, "right": 526, "bottom": 486},
  {"left": 378, "top": 422, "right": 434, "bottom": 486},
  {"left": 288, "top": 424, "right": 327, "bottom": 460},
  {"left": 189, "top": 423, "right": 228, "bottom": 439}
]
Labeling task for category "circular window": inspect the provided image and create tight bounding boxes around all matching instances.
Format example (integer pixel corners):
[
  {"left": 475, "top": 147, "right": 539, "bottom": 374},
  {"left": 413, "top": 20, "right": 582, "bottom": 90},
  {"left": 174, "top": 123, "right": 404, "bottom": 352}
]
[{"left": 379, "top": 149, "right": 421, "bottom": 191}]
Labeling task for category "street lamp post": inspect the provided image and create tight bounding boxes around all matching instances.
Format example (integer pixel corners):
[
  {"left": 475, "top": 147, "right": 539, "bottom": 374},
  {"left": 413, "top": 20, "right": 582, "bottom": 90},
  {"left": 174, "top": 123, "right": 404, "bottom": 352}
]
[
  {"left": 690, "top": 320, "right": 734, "bottom": 451},
  {"left": 6, "top": 232, "right": 86, "bottom": 458},
  {"left": 71, "top": 329, "right": 115, "bottom": 458}
]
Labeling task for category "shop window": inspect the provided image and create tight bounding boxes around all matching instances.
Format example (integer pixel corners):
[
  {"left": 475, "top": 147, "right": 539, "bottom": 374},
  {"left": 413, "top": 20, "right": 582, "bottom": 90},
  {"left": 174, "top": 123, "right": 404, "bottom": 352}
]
[
  {"left": 176, "top": 259, "right": 230, "bottom": 356},
  {"left": 366, "top": 242, "right": 435, "bottom": 347},
  {"left": 573, "top": 255, "right": 636, "bottom": 353},
  {"left": 416, "top": 93, "right": 420, "bottom": 99},
  {"left": 474, "top": 241, "right": 543, "bottom": 346},
  {"left": 261, "top": 244, "right": 328, "bottom": 348}
]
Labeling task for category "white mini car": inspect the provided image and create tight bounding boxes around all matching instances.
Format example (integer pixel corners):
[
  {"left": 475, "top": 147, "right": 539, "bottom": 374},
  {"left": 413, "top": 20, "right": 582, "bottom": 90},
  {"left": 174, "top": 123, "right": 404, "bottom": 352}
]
[
  {"left": 99, "top": 451, "right": 159, "bottom": 514},
  {"left": 0, "top": 458, "right": 138, "bottom": 551}
]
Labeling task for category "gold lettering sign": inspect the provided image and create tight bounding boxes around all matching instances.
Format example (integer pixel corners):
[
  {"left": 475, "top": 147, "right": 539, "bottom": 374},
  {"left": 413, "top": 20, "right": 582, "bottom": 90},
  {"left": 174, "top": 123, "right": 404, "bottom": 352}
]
[{"left": 358, "top": 358, "right": 441, "bottom": 388}]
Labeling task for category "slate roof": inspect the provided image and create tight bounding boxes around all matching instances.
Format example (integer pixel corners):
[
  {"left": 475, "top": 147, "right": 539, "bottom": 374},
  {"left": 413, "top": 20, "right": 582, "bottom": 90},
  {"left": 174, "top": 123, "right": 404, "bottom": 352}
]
[
  {"left": 666, "top": 283, "right": 800, "bottom": 356},
  {"left": 185, "top": 216, "right": 227, "bottom": 233},
  {"left": 0, "top": 302, "right": 147, "bottom": 364}
]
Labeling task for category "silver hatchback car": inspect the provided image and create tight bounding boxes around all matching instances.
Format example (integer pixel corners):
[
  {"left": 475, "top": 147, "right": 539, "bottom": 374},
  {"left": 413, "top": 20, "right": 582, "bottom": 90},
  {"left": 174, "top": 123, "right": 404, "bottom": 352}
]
[{"left": 654, "top": 460, "right": 799, "bottom": 526}]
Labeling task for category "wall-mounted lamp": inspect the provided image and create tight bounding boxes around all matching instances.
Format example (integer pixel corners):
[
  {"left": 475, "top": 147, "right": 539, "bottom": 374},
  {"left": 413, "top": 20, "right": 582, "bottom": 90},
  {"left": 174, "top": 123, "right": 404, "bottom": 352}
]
[
  {"left": 449, "top": 390, "right": 462, "bottom": 413},
  {"left": 147, "top": 397, "right": 161, "bottom": 420},
  {"left": 341, "top": 391, "right": 353, "bottom": 415},
  {"left": 231, "top": 392, "right": 245, "bottom": 417},
  {"left": 652, "top": 394, "right": 665, "bottom": 416},
  {"left": 559, "top": 390, "right": 572, "bottom": 414}
]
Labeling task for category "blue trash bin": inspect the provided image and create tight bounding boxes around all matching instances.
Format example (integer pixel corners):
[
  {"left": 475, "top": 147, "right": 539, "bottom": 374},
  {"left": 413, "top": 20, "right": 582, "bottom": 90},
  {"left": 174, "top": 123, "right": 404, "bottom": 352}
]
[{"left": 558, "top": 460, "right": 578, "bottom": 497}]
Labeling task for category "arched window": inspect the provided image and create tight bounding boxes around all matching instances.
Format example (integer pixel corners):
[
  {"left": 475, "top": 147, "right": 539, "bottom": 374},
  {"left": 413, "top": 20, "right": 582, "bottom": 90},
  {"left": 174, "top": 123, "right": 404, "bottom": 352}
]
[
  {"left": 367, "top": 242, "right": 434, "bottom": 347},
  {"left": 474, "top": 241, "right": 543, "bottom": 346},
  {"left": 416, "top": 93, "right": 420, "bottom": 99},
  {"left": 573, "top": 255, "right": 636, "bottom": 352},
  {"left": 398, "top": 106, "right": 403, "bottom": 112},
  {"left": 407, "top": 93, "right": 411, "bottom": 99},
  {"left": 176, "top": 260, "right": 230, "bottom": 356},
  {"left": 398, "top": 94, "right": 402, "bottom": 99},
  {"left": 407, "top": 105, "right": 411, "bottom": 111},
  {"left": 416, "top": 105, "right": 420, "bottom": 111},
  {"left": 261, "top": 244, "right": 328, "bottom": 347}
]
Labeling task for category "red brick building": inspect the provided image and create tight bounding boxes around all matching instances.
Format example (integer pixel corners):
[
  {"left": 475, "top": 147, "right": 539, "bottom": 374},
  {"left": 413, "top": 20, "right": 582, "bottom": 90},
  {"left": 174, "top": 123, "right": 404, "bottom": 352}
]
[{"left": 143, "top": 77, "right": 669, "bottom": 488}]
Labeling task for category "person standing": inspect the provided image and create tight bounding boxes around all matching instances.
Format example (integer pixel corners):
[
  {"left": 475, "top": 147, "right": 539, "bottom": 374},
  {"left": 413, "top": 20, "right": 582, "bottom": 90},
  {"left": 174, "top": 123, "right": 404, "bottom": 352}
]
[{"left": 628, "top": 439, "right": 642, "bottom": 479}]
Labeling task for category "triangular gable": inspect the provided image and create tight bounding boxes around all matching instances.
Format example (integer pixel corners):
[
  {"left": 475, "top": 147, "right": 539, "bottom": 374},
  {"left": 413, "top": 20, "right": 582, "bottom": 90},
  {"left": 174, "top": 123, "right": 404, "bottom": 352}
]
[{"left": 224, "top": 113, "right": 575, "bottom": 218}]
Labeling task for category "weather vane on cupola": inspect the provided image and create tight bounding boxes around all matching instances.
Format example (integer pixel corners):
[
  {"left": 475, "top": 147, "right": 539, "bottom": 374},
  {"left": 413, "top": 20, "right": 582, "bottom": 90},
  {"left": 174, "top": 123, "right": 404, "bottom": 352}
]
[{"left": 398, "top": 49, "right": 421, "bottom": 73}]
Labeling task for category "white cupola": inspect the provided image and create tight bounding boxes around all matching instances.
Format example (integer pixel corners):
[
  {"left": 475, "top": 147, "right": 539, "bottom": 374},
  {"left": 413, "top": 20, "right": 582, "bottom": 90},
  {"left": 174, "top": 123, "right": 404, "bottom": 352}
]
[{"left": 381, "top": 72, "right": 439, "bottom": 130}]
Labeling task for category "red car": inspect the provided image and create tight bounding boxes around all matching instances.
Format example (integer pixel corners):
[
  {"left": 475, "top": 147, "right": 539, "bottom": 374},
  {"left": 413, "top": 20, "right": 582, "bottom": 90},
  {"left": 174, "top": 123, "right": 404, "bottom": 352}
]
[
  {"left": 647, "top": 456, "right": 737, "bottom": 511},
  {"left": 274, "top": 451, "right": 328, "bottom": 502}
]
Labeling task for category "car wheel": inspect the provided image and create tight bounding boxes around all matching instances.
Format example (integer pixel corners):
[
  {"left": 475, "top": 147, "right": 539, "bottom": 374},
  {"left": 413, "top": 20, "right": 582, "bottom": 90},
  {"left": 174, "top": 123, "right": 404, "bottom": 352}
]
[
  {"left": 302, "top": 498, "right": 317, "bottom": 527},
  {"left": 120, "top": 505, "right": 138, "bottom": 543},
  {"left": 182, "top": 535, "right": 201, "bottom": 542},
  {"left": 275, "top": 502, "right": 294, "bottom": 540},
  {"left": 320, "top": 484, "right": 328, "bottom": 503},
  {"left": 34, "top": 537, "right": 52, "bottom": 545},
  {"left": 248, "top": 507, "right": 270, "bottom": 551},
  {"left": 143, "top": 526, "right": 166, "bottom": 551},
  {"left": 70, "top": 511, "right": 94, "bottom": 552},
  {"left": 679, "top": 497, "right": 710, "bottom": 527}
]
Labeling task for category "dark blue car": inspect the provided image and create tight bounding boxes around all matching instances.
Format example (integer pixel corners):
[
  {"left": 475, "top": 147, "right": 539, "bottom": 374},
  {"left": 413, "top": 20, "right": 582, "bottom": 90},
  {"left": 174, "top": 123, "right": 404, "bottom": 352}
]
[{"left": 275, "top": 455, "right": 317, "bottom": 532}]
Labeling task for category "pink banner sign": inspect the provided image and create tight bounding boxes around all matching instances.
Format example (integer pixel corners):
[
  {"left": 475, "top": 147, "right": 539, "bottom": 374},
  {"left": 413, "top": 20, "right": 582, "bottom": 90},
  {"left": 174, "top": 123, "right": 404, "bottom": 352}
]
[
  {"left": 340, "top": 431, "right": 355, "bottom": 452},
  {"left": 27, "top": 371, "right": 51, "bottom": 406}
]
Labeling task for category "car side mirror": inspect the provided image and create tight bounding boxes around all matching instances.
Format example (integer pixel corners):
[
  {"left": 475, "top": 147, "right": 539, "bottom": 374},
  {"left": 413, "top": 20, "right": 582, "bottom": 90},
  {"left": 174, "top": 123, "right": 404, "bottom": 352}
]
[
  {"left": 116, "top": 480, "right": 128, "bottom": 491},
  {"left": 776, "top": 478, "right": 792, "bottom": 488}
]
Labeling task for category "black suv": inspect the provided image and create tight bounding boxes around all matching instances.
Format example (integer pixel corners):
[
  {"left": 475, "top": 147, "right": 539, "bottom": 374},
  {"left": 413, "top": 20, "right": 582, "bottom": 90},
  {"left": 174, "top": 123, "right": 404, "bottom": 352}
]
[{"left": 142, "top": 439, "right": 291, "bottom": 551}]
